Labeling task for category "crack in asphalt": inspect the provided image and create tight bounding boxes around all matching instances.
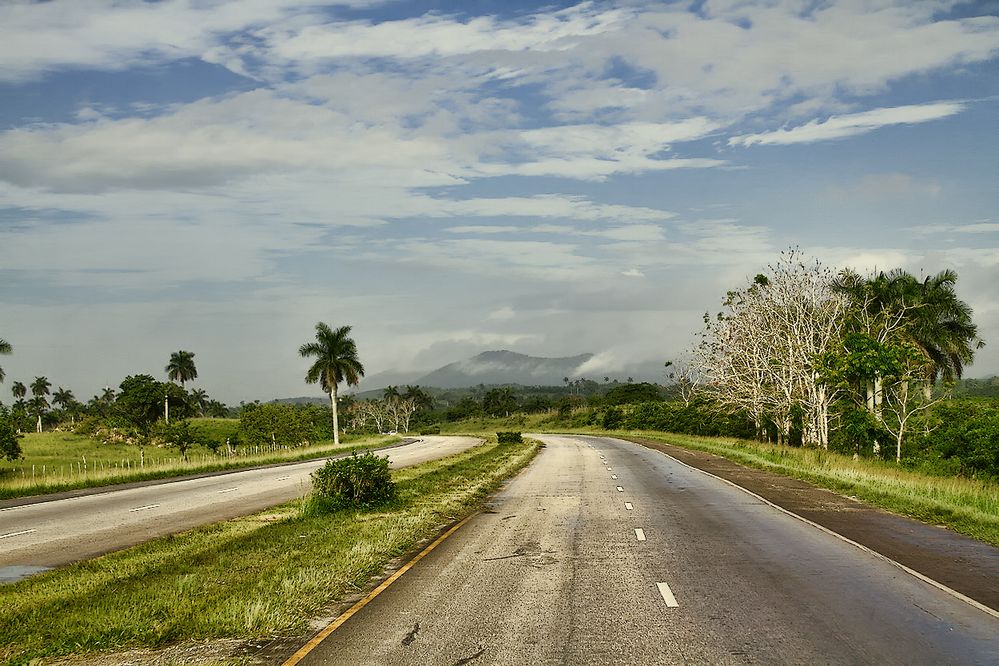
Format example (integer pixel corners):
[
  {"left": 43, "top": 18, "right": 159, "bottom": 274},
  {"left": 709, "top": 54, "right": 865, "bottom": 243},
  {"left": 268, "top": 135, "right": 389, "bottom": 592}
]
[
  {"left": 401, "top": 621, "right": 420, "bottom": 646},
  {"left": 453, "top": 646, "right": 486, "bottom": 665}
]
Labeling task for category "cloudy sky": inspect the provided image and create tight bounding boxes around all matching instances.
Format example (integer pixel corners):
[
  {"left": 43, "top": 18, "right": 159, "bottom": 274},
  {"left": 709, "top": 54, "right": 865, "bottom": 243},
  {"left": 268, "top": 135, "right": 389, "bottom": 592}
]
[{"left": 1, "top": 0, "right": 997, "bottom": 403}]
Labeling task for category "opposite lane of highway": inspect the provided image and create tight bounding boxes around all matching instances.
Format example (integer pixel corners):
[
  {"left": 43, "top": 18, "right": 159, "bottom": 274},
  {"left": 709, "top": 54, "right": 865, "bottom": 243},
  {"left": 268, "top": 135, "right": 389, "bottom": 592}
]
[{"left": 0, "top": 436, "right": 482, "bottom": 578}]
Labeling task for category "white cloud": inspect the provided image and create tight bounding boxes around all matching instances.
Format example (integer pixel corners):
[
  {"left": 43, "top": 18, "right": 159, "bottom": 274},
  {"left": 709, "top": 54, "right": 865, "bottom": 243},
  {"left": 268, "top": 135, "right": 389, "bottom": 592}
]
[
  {"left": 424, "top": 194, "right": 675, "bottom": 222},
  {"left": 488, "top": 306, "right": 516, "bottom": 321},
  {"left": 621, "top": 268, "right": 645, "bottom": 277},
  {"left": 0, "top": 0, "right": 315, "bottom": 82},
  {"left": 729, "top": 102, "right": 965, "bottom": 146},
  {"left": 908, "top": 221, "right": 999, "bottom": 236},
  {"left": 263, "top": 3, "right": 629, "bottom": 62}
]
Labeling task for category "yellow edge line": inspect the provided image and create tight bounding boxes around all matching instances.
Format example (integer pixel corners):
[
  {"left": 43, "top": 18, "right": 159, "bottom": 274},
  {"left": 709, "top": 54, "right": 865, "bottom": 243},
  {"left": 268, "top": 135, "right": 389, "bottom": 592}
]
[{"left": 282, "top": 512, "right": 477, "bottom": 666}]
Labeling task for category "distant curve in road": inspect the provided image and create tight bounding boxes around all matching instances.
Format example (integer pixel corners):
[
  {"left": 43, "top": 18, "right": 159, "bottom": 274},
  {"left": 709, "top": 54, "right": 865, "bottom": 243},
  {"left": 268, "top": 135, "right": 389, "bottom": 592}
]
[
  {"left": 0, "top": 435, "right": 482, "bottom": 581},
  {"left": 295, "top": 434, "right": 999, "bottom": 665}
]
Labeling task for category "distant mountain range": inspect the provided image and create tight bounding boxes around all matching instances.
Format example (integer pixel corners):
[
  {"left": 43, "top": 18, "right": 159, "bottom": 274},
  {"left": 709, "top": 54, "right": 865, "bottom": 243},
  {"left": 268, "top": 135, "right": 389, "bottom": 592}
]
[
  {"left": 276, "top": 350, "right": 663, "bottom": 401},
  {"left": 414, "top": 350, "right": 595, "bottom": 389}
]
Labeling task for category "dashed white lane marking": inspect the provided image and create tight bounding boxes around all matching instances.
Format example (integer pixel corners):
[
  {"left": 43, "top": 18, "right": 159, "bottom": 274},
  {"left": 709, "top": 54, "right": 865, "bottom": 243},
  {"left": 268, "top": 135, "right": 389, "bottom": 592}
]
[
  {"left": 611, "top": 474, "right": 618, "bottom": 480},
  {"left": 0, "top": 529, "right": 36, "bottom": 540},
  {"left": 635, "top": 528, "right": 647, "bottom": 541},
  {"left": 276, "top": 476, "right": 291, "bottom": 481},
  {"left": 129, "top": 504, "right": 160, "bottom": 512},
  {"left": 218, "top": 487, "right": 239, "bottom": 494},
  {"left": 0, "top": 506, "right": 22, "bottom": 512},
  {"left": 616, "top": 486, "right": 624, "bottom": 492},
  {"left": 657, "top": 582, "right": 679, "bottom": 607},
  {"left": 625, "top": 502, "right": 634, "bottom": 510}
]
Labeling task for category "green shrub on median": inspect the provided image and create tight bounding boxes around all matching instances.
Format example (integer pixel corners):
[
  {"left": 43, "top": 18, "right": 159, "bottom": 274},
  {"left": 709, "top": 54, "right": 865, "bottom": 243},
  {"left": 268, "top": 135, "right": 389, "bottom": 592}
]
[{"left": 304, "top": 451, "right": 396, "bottom": 515}]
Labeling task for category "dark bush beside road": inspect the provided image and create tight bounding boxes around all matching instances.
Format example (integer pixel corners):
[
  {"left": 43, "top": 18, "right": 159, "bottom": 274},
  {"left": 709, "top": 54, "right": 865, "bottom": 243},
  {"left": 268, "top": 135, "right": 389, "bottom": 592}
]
[{"left": 304, "top": 451, "right": 396, "bottom": 514}]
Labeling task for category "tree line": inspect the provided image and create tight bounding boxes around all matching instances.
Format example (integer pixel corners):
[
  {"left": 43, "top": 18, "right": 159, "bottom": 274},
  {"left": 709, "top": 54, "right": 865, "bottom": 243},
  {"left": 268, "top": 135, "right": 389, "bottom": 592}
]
[{"left": 690, "top": 249, "right": 983, "bottom": 461}]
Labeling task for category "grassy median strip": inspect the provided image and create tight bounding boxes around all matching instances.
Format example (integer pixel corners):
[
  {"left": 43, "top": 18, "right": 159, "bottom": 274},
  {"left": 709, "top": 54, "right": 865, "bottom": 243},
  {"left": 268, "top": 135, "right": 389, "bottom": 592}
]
[
  {"left": 618, "top": 430, "right": 999, "bottom": 547},
  {"left": 0, "top": 437, "right": 540, "bottom": 665},
  {"left": 0, "top": 432, "right": 399, "bottom": 500}
]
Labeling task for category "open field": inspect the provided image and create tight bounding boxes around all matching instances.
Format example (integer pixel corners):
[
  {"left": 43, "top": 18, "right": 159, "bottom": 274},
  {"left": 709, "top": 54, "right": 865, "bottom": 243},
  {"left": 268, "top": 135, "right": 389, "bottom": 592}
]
[
  {"left": 0, "top": 436, "right": 541, "bottom": 665},
  {"left": 0, "top": 424, "right": 399, "bottom": 500},
  {"left": 438, "top": 416, "right": 999, "bottom": 547}
]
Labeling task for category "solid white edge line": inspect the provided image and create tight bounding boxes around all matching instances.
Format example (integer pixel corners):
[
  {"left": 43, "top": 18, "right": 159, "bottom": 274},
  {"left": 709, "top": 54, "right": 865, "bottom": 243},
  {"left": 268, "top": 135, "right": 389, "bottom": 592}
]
[
  {"left": 653, "top": 448, "right": 999, "bottom": 620},
  {"left": 625, "top": 502, "right": 634, "bottom": 510},
  {"left": 635, "top": 528, "right": 647, "bottom": 541},
  {"left": 657, "top": 581, "right": 679, "bottom": 607},
  {"left": 0, "top": 528, "right": 36, "bottom": 539}
]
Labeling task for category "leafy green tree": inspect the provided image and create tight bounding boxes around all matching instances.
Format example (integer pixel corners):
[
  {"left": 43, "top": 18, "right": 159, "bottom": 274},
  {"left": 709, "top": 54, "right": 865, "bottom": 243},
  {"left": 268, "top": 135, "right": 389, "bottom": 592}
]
[
  {"left": 158, "top": 419, "right": 199, "bottom": 462},
  {"left": 383, "top": 385, "right": 400, "bottom": 400},
  {"left": 0, "top": 406, "right": 23, "bottom": 461},
  {"left": 483, "top": 387, "right": 517, "bottom": 417},
  {"left": 299, "top": 323, "right": 365, "bottom": 446},
  {"left": 605, "top": 382, "right": 663, "bottom": 405},
  {"left": 0, "top": 338, "right": 10, "bottom": 384},
  {"left": 165, "top": 350, "right": 198, "bottom": 388},
  {"left": 116, "top": 374, "right": 191, "bottom": 431},
  {"left": 11, "top": 381, "right": 26, "bottom": 403}
]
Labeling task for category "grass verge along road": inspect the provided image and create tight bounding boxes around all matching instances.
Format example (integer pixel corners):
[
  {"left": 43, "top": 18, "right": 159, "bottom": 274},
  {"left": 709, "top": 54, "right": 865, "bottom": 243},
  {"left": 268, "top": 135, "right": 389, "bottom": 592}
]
[
  {"left": 0, "top": 428, "right": 399, "bottom": 500},
  {"left": 0, "top": 437, "right": 540, "bottom": 665}
]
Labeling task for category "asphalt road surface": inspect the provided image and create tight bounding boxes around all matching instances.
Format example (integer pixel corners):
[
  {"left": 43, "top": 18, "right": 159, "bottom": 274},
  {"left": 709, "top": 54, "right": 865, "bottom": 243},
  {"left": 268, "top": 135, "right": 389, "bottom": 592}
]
[
  {"left": 0, "top": 436, "right": 481, "bottom": 580},
  {"left": 298, "top": 434, "right": 999, "bottom": 665}
]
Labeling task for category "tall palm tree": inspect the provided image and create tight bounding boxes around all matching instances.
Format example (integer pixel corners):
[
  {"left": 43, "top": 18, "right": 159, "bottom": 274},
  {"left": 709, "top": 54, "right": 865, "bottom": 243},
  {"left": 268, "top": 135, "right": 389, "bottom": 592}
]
[
  {"left": 165, "top": 350, "right": 198, "bottom": 388},
  {"left": 0, "top": 338, "right": 10, "bottom": 383},
  {"left": 190, "top": 388, "right": 209, "bottom": 416},
  {"left": 11, "top": 381, "right": 26, "bottom": 402},
  {"left": 52, "top": 387, "right": 75, "bottom": 410},
  {"left": 30, "top": 376, "right": 50, "bottom": 433},
  {"left": 383, "top": 385, "right": 400, "bottom": 401},
  {"left": 907, "top": 270, "right": 983, "bottom": 389},
  {"left": 299, "top": 323, "right": 365, "bottom": 446}
]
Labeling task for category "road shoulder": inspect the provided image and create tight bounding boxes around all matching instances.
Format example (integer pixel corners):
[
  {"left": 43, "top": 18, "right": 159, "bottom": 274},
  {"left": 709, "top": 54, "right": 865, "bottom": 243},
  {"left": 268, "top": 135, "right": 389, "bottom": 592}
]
[{"left": 623, "top": 435, "right": 999, "bottom": 613}]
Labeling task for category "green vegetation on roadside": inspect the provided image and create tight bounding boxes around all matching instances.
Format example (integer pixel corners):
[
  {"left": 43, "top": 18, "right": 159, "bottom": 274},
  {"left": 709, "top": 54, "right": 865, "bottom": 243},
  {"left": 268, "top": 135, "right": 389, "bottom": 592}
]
[
  {"left": 0, "top": 437, "right": 540, "bottom": 665},
  {"left": 0, "top": 428, "right": 399, "bottom": 500}
]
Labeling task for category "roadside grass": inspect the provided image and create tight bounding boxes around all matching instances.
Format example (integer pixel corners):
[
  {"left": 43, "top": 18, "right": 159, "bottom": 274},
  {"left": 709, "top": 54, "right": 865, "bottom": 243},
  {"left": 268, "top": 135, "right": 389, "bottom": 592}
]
[
  {"left": 621, "top": 430, "right": 999, "bottom": 547},
  {"left": 0, "top": 430, "right": 399, "bottom": 500},
  {"left": 0, "top": 436, "right": 541, "bottom": 665},
  {"left": 438, "top": 416, "right": 999, "bottom": 546}
]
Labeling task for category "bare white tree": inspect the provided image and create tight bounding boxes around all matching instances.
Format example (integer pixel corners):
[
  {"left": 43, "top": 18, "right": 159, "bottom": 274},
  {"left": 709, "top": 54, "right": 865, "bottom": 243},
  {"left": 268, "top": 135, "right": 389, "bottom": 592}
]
[{"left": 694, "top": 249, "right": 846, "bottom": 447}]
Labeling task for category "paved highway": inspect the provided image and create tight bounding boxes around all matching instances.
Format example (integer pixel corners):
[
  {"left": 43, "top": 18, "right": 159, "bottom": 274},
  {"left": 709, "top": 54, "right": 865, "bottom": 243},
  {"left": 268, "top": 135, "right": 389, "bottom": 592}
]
[
  {"left": 0, "top": 436, "right": 481, "bottom": 580},
  {"left": 298, "top": 434, "right": 999, "bottom": 665}
]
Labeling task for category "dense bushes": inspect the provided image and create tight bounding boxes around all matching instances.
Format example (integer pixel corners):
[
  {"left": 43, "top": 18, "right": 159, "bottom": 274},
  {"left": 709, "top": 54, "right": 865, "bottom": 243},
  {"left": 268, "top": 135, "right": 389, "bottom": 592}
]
[
  {"left": 238, "top": 403, "right": 332, "bottom": 446},
  {"left": 614, "top": 400, "right": 756, "bottom": 438},
  {"left": 305, "top": 451, "right": 396, "bottom": 513},
  {"left": 496, "top": 431, "right": 523, "bottom": 443},
  {"left": 908, "top": 399, "right": 999, "bottom": 478}
]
